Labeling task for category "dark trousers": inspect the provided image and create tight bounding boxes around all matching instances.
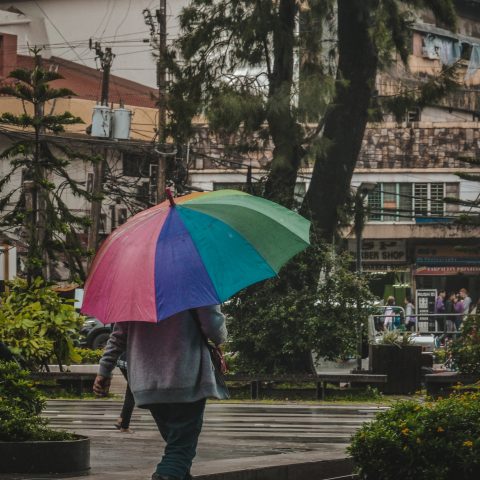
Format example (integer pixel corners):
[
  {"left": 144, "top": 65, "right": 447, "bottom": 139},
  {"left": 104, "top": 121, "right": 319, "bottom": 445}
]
[
  {"left": 119, "top": 368, "right": 135, "bottom": 429},
  {"left": 148, "top": 398, "right": 206, "bottom": 479}
]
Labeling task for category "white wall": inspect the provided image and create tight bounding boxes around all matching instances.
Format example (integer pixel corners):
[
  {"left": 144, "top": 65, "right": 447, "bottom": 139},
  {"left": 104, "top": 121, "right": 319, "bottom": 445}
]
[{"left": 0, "top": 0, "right": 189, "bottom": 87}]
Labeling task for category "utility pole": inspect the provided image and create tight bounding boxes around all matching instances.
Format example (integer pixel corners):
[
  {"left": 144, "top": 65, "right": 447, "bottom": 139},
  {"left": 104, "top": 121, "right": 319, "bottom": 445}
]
[
  {"left": 144, "top": 1, "right": 168, "bottom": 203},
  {"left": 87, "top": 40, "right": 115, "bottom": 261}
]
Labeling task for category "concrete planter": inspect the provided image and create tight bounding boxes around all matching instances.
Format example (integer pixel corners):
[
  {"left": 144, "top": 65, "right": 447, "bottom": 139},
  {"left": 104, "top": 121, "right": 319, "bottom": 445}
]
[{"left": 0, "top": 435, "right": 90, "bottom": 474}]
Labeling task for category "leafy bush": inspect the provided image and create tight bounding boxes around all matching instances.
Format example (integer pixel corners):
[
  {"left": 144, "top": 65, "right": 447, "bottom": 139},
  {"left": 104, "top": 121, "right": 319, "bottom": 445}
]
[
  {"left": 225, "top": 245, "right": 376, "bottom": 373},
  {"left": 72, "top": 347, "right": 103, "bottom": 365},
  {"left": 0, "top": 361, "right": 45, "bottom": 414},
  {"left": 0, "top": 278, "right": 84, "bottom": 370},
  {"left": 0, "top": 404, "right": 73, "bottom": 441},
  {"left": 450, "top": 315, "right": 480, "bottom": 375},
  {"left": 349, "top": 393, "right": 480, "bottom": 480},
  {"left": 0, "top": 360, "right": 73, "bottom": 441}
]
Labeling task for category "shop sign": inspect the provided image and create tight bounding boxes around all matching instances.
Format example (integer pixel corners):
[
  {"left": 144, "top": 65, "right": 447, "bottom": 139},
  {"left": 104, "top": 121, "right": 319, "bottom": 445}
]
[
  {"left": 416, "top": 289, "right": 437, "bottom": 332},
  {"left": 349, "top": 240, "right": 407, "bottom": 264},
  {"left": 415, "top": 265, "right": 480, "bottom": 276},
  {"left": 415, "top": 246, "right": 480, "bottom": 266}
]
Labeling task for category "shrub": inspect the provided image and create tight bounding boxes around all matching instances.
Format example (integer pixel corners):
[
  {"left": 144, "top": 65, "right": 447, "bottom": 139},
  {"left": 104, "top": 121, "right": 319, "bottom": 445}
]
[
  {"left": 450, "top": 315, "right": 480, "bottom": 375},
  {"left": 0, "top": 404, "right": 73, "bottom": 441},
  {"left": 0, "top": 361, "right": 45, "bottom": 414},
  {"left": 0, "top": 360, "right": 73, "bottom": 441},
  {"left": 225, "top": 244, "right": 376, "bottom": 374},
  {"left": 72, "top": 347, "right": 103, "bottom": 365},
  {"left": 349, "top": 393, "right": 480, "bottom": 480},
  {"left": 0, "top": 278, "right": 84, "bottom": 370}
]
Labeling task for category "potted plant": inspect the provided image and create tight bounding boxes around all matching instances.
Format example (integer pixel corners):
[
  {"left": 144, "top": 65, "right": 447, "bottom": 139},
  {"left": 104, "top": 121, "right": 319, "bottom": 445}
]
[
  {"left": 369, "top": 331, "right": 422, "bottom": 394},
  {"left": 349, "top": 393, "right": 480, "bottom": 479},
  {"left": 0, "top": 360, "right": 90, "bottom": 474}
]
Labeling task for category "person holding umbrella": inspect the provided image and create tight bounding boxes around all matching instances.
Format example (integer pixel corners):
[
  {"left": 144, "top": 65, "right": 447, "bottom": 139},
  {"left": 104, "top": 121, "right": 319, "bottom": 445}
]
[
  {"left": 94, "top": 306, "right": 227, "bottom": 480},
  {"left": 86, "top": 189, "right": 311, "bottom": 480}
]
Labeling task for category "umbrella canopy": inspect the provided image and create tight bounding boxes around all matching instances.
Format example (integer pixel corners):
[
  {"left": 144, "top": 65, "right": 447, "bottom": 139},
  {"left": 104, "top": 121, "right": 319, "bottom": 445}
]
[{"left": 82, "top": 190, "right": 310, "bottom": 324}]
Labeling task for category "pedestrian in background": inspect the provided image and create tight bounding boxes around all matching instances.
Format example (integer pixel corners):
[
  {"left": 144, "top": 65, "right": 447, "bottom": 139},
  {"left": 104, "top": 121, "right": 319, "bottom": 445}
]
[
  {"left": 460, "top": 288, "right": 472, "bottom": 316},
  {"left": 115, "top": 351, "right": 135, "bottom": 433},
  {"left": 445, "top": 292, "right": 457, "bottom": 333},
  {"left": 93, "top": 306, "right": 228, "bottom": 480},
  {"left": 435, "top": 290, "right": 446, "bottom": 332},
  {"left": 384, "top": 296, "right": 396, "bottom": 330},
  {"left": 404, "top": 296, "right": 416, "bottom": 331}
]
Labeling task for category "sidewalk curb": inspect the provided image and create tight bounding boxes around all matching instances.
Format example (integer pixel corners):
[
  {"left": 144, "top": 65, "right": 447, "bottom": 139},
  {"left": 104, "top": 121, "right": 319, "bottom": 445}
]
[{"left": 193, "top": 453, "right": 354, "bottom": 480}]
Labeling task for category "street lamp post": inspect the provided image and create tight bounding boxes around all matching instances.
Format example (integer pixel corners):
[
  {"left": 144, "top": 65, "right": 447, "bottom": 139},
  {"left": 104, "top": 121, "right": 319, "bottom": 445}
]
[{"left": 354, "top": 182, "right": 377, "bottom": 372}]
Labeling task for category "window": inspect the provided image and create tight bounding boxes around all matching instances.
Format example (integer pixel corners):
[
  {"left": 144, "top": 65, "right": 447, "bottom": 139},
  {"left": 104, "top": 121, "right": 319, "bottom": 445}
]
[
  {"left": 367, "top": 182, "right": 446, "bottom": 222},
  {"left": 122, "top": 152, "right": 150, "bottom": 178}
]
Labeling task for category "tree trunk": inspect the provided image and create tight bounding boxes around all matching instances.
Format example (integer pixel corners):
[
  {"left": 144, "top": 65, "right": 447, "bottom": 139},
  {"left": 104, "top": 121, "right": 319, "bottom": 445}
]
[
  {"left": 264, "top": 0, "right": 302, "bottom": 208},
  {"left": 302, "top": 0, "right": 379, "bottom": 240}
]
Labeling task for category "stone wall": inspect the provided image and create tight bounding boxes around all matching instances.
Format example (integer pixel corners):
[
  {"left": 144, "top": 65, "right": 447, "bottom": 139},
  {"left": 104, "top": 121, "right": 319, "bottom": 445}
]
[{"left": 358, "top": 122, "right": 480, "bottom": 169}]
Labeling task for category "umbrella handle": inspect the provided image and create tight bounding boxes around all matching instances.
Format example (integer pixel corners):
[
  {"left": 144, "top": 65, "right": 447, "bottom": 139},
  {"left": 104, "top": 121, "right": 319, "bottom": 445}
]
[{"left": 165, "top": 188, "right": 176, "bottom": 207}]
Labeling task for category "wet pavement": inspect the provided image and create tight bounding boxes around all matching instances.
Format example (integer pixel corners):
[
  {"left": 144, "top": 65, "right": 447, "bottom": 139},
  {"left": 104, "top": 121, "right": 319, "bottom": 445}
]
[{"left": 6, "top": 400, "right": 385, "bottom": 479}]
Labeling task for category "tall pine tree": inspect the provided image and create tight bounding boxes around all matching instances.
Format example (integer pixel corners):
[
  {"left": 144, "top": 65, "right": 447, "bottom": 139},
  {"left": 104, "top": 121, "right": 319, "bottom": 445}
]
[{"left": 0, "top": 50, "right": 94, "bottom": 282}]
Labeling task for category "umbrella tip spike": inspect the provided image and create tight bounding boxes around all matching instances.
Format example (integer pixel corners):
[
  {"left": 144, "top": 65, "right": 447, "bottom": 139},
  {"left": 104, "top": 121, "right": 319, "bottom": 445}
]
[{"left": 166, "top": 188, "right": 176, "bottom": 207}]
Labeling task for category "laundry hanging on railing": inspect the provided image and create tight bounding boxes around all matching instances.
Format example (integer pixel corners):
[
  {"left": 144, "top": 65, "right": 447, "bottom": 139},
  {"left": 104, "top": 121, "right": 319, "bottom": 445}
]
[
  {"left": 466, "top": 44, "right": 480, "bottom": 79},
  {"left": 422, "top": 34, "right": 461, "bottom": 65}
]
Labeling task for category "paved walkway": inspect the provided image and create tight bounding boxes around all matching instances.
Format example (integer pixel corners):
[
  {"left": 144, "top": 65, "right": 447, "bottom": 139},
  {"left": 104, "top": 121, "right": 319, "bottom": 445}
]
[{"left": 7, "top": 400, "right": 385, "bottom": 479}]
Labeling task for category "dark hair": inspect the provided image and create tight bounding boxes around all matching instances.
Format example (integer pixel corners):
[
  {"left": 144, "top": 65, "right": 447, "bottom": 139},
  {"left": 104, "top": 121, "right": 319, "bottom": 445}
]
[{"left": 405, "top": 296, "right": 413, "bottom": 303}]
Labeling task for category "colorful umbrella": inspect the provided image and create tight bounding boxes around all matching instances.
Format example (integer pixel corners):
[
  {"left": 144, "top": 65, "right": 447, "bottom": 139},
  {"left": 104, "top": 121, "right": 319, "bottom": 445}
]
[{"left": 81, "top": 189, "right": 310, "bottom": 324}]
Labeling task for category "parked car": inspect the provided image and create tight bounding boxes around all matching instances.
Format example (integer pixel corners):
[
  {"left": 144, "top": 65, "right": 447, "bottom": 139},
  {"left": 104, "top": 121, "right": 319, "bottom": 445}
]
[{"left": 79, "top": 317, "right": 112, "bottom": 349}]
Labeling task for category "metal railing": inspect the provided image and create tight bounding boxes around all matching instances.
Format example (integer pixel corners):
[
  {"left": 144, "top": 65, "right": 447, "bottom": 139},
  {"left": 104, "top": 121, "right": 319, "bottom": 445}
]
[{"left": 370, "top": 311, "right": 470, "bottom": 335}]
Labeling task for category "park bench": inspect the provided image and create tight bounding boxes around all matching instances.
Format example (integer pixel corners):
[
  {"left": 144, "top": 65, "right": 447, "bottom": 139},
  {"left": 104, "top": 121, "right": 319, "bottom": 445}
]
[
  {"left": 30, "top": 371, "right": 97, "bottom": 395},
  {"left": 225, "top": 373, "right": 387, "bottom": 400}
]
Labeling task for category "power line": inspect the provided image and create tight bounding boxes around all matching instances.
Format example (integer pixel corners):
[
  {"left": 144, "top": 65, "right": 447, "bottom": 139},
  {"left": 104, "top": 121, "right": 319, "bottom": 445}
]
[{"left": 32, "top": 0, "right": 88, "bottom": 67}]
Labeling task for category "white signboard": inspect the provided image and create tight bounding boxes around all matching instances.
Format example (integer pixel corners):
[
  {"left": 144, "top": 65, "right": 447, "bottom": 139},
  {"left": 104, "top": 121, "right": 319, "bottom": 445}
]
[{"left": 0, "top": 245, "right": 17, "bottom": 281}]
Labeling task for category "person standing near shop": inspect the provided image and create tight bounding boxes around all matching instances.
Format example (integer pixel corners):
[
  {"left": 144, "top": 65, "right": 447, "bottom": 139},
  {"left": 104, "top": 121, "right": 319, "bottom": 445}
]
[
  {"left": 435, "top": 290, "right": 446, "bottom": 333},
  {"left": 460, "top": 288, "right": 472, "bottom": 317},
  {"left": 404, "top": 296, "right": 416, "bottom": 331}
]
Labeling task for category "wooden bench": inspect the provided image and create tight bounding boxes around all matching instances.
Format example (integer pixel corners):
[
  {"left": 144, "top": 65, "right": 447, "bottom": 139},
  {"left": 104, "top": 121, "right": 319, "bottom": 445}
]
[
  {"left": 225, "top": 373, "right": 387, "bottom": 400},
  {"left": 31, "top": 371, "right": 97, "bottom": 395}
]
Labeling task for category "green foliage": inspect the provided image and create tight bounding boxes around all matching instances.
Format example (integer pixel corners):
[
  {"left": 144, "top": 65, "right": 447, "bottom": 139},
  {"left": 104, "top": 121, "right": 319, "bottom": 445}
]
[
  {"left": 376, "top": 330, "right": 413, "bottom": 347},
  {"left": 0, "top": 361, "right": 45, "bottom": 414},
  {"left": 72, "top": 347, "right": 104, "bottom": 365},
  {"left": 0, "top": 54, "right": 93, "bottom": 281},
  {"left": 0, "top": 403, "right": 73, "bottom": 441},
  {"left": 349, "top": 393, "right": 480, "bottom": 479},
  {"left": 0, "top": 360, "right": 73, "bottom": 441},
  {"left": 225, "top": 244, "right": 376, "bottom": 374},
  {"left": 450, "top": 315, "right": 480, "bottom": 375},
  {"left": 0, "top": 278, "right": 84, "bottom": 370}
]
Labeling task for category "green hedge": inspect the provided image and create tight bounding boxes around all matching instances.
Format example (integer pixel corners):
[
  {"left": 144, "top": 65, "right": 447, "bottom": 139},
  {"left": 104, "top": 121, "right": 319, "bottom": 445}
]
[
  {"left": 0, "top": 361, "right": 73, "bottom": 441},
  {"left": 349, "top": 393, "right": 480, "bottom": 479}
]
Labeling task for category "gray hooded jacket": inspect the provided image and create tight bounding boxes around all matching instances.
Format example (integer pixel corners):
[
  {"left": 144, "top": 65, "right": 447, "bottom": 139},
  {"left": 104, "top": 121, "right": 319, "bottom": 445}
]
[{"left": 98, "top": 305, "right": 228, "bottom": 406}]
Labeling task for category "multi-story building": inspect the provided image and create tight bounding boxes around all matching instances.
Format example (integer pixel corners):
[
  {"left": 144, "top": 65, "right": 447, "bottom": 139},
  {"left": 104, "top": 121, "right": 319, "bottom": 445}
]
[{"left": 187, "top": 1, "right": 480, "bottom": 302}]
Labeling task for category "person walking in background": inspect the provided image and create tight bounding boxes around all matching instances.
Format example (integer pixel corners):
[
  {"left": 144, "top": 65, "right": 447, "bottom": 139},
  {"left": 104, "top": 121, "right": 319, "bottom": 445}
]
[
  {"left": 435, "top": 290, "right": 446, "bottom": 333},
  {"left": 404, "top": 296, "right": 416, "bottom": 331},
  {"left": 384, "top": 296, "right": 396, "bottom": 330},
  {"left": 93, "top": 306, "right": 228, "bottom": 480},
  {"left": 114, "top": 352, "right": 135, "bottom": 433}
]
